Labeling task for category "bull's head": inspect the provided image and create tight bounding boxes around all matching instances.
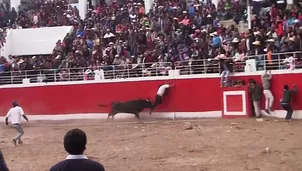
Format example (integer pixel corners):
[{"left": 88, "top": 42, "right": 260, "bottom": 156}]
[{"left": 145, "top": 98, "right": 153, "bottom": 109}]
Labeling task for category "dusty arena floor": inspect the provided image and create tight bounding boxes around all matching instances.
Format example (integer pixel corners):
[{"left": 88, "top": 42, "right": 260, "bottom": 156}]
[{"left": 1, "top": 118, "right": 302, "bottom": 171}]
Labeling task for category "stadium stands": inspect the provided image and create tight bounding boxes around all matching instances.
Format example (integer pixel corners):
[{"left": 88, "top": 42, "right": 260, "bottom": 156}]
[{"left": 0, "top": 0, "right": 301, "bottom": 85}]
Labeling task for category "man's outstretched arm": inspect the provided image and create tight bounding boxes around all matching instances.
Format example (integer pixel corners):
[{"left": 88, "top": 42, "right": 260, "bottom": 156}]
[{"left": 22, "top": 114, "right": 29, "bottom": 122}]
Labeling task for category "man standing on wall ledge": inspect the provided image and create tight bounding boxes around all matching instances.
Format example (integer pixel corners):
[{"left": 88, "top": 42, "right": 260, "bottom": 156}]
[
  {"left": 150, "top": 83, "right": 175, "bottom": 115},
  {"left": 5, "top": 101, "right": 29, "bottom": 146},
  {"left": 261, "top": 70, "right": 274, "bottom": 114},
  {"left": 280, "top": 84, "right": 298, "bottom": 121}
]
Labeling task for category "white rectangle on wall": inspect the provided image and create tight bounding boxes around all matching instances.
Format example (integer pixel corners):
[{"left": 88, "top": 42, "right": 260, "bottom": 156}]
[{"left": 223, "top": 91, "right": 247, "bottom": 116}]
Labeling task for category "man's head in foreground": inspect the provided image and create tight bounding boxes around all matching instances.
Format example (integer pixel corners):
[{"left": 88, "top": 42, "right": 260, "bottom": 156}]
[{"left": 64, "top": 128, "right": 87, "bottom": 155}]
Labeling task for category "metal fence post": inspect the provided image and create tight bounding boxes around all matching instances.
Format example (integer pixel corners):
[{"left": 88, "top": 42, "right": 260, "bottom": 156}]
[
  {"left": 127, "top": 64, "right": 130, "bottom": 78},
  {"left": 141, "top": 64, "right": 144, "bottom": 77},
  {"left": 113, "top": 66, "right": 116, "bottom": 79},
  {"left": 10, "top": 71, "right": 13, "bottom": 84},
  {"left": 54, "top": 69, "right": 57, "bottom": 82},
  {"left": 278, "top": 54, "right": 281, "bottom": 70},
  {"left": 263, "top": 55, "right": 266, "bottom": 71},
  {"left": 155, "top": 63, "right": 158, "bottom": 76},
  {"left": 68, "top": 68, "right": 71, "bottom": 81},
  {"left": 203, "top": 59, "right": 207, "bottom": 74}
]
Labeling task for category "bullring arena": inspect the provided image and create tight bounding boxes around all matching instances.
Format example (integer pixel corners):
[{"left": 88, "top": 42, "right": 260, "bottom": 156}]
[
  {"left": 0, "top": 69, "right": 302, "bottom": 171},
  {"left": 1, "top": 117, "right": 302, "bottom": 171},
  {"left": 1, "top": 0, "right": 302, "bottom": 169}
]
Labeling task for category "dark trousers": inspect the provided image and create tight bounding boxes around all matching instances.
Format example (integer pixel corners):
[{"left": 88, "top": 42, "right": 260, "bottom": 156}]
[
  {"left": 152, "top": 95, "right": 163, "bottom": 109},
  {"left": 281, "top": 103, "right": 293, "bottom": 120},
  {"left": 0, "top": 150, "right": 9, "bottom": 171}
]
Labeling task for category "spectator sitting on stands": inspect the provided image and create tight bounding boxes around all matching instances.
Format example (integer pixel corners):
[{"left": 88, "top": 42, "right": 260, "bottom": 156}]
[
  {"left": 283, "top": 56, "right": 296, "bottom": 70},
  {"left": 9, "top": 7, "right": 17, "bottom": 25}
]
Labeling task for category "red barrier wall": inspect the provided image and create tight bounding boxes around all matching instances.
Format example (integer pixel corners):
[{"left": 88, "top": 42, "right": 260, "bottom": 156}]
[{"left": 0, "top": 73, "right": 301, "bottom": 116}]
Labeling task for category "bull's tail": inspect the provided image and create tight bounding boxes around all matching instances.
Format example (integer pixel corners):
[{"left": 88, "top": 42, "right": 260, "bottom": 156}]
[{"left": 98, "top": 104, "right": 110, "bottom": 107}]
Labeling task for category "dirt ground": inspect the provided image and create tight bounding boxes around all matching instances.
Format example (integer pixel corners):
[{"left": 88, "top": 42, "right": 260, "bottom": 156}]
[{"left": 1, "top": 118, "right": 302, "bottom": 171}]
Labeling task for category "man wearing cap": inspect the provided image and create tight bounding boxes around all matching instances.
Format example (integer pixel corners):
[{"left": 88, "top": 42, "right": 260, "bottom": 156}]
[
  {"left": 5, "top": 101, "right": 29, "bottom": 146},
  {"left": 211, "top": 32, "right": 221, "bottom": 48},
  {"left": 261, "top": 70, "right": 274, "bottom": 114},
  {"left": 50, "top": 129, "right": 105, "bottom": 171}
]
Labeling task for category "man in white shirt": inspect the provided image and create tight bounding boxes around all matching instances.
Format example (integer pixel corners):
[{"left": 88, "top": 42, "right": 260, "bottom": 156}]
[
  {"left": 150, "top": 83, "right": 174, "bottom": 115},
  {"left": 5, "top": 101, "right": 29, "bottom": 146}
]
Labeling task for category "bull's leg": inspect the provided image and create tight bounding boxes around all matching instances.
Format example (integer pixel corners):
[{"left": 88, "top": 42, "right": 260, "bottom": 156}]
[
  {"left": 107, "top": 111, "right": 116, "bottom": 122},
  {"left": 149, "top": 109, "right": 153, "bottom": 115},
  {"left": 134, "top": 113, "right": 140, "bottom": 120},
  {"left": 106, "top": 113, "right": 111, "bottom": 122}
]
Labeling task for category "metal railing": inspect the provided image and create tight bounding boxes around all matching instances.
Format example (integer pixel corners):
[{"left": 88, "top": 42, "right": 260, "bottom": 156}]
[
  {"left": 0, "top": 62, "right": 173, "bottom": 85},
  {"left": 175, "top": 51, "right": 302, "bottom": 75},
  {"left": 0, "top": 51, "right": 301, "bottom": 85}
]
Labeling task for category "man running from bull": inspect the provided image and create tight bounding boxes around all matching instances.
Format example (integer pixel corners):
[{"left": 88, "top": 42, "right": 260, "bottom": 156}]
[
  {"left": 280, "top": 84, "right": 298, "bottom": 121},
  {"left": 5, "top": 101, "right": 29, "bottom": 146},
  {"left": 150, "top": 83, "right": 174, "bottom": 115}
]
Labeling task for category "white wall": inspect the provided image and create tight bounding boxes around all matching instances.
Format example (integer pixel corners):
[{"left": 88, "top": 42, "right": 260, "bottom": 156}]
[
  {"left": 1, "top": 29, "right": 12, "bottom": 59},
  {"left": 10, "top": 0, "right": 21, "bottom": 12},
  {"left": 70, "top": 0, "right": 88, "bottom": 20},
  {"left": 145, "top": 0, "right": 153, "bottom": 14},
  {"left": 1, "top": 26, "right": 73, "bottom": 58}
]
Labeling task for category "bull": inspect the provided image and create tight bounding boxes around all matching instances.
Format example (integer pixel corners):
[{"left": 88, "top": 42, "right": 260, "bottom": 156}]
[{"left": 99, "top": 99, "right": 153, "bottom": 121}]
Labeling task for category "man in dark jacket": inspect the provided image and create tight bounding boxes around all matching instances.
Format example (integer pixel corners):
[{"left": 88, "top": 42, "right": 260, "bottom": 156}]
[
  {"left": 0, "top": 150, "right": 9, "bottom": 171},
  {"left": 280, "top": 84, "right": 298, "bottom": 121},
  {"left": 248, "top": 79, "right": 262, "bottom": 118},
  {"left": 49, "top": 129, "right": 105, "bottom": 171}
]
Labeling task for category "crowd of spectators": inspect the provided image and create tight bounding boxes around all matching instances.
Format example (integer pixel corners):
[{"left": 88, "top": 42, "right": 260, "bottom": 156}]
[{"left": 0, "top": 0, "right": 302, "bottom": 84}]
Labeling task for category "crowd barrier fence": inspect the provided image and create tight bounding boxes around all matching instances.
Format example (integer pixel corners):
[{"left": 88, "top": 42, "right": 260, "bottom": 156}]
[{"left": 0, "top": 51, "right": 301, "bottom": 85}]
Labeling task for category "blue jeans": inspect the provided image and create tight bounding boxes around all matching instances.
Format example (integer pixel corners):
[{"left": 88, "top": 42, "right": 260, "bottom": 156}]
[{"left": 221, "top": 70, "right": 230, "bottom": 86}]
